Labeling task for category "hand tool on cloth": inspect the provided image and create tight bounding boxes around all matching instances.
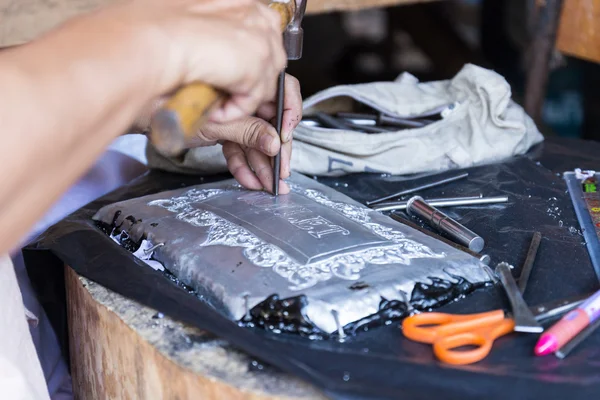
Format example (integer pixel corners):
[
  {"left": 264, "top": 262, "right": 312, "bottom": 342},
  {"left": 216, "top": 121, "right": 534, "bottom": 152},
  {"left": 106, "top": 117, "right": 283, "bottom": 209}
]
[
  {"left": 402, "top": 261, "right": 548, "bottom": 365},
  {"left": 402, "top": 289, "right": 588, "bottom": 365},
  {"left": 313, "top": 112, "right": 351, "bottom": 130},
  {"left": 301, "top": 115, "right": 375, "bottom": 127},
  {"left": 148, "top": 0, "right": 306, "bottom": 158},
  {"left": 302, "top": 113, "right": 418, "bottom": 133},
  {"left": 406, "top": 196, "right": 485, "bottom": 253},
  {"left": 335, "top": 112, "right": 436, "bottom": 128}
]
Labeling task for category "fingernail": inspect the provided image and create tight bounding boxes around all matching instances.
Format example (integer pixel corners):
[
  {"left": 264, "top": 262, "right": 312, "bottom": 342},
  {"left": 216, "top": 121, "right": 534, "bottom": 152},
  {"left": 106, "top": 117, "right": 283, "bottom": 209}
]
[{"left": 260, "top": 135, "right": 275, "bottom": 154}]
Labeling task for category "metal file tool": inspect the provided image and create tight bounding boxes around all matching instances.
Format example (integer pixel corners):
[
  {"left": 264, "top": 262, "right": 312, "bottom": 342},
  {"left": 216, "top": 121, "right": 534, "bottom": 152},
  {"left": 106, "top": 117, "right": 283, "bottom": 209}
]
[{"left": 517, "top": 232, "right": 542, "bottom": 294}]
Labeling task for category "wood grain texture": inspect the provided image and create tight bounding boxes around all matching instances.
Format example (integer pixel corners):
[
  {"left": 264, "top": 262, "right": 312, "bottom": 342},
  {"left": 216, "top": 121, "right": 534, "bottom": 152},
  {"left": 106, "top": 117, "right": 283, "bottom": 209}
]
[
  {"left": 556, "top": 0, "right": 600, "bottom": 64},
  {"left": 0, "top": 0, "right": 438, "bottom": 47},
  {"left": 65, "top": 266, "right": 323, "bottom": 400}
]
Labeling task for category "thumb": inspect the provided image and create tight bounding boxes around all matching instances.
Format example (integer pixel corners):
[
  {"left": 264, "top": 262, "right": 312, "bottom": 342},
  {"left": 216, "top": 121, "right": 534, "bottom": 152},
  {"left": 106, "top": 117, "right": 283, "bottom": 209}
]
[
  {"left": 131, "top": 97, "right": 167, "bottom": 133},
  {"left": 199, "top": 117, "right": 281, "bottom": 156}
]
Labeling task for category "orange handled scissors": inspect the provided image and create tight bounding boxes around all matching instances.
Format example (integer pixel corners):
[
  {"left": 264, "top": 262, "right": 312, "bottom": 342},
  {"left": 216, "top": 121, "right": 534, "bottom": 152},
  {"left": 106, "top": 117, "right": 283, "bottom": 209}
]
[
  {"left": 402, "top": 310, "right": 515, "bottom": 365},
  {"left": 401, "top": 293, "right": 589, "bottom": 365}
]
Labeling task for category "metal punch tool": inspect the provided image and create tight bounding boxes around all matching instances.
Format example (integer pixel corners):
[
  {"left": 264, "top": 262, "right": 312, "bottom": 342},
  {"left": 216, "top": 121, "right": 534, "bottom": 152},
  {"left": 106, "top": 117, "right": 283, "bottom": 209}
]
[{"left": 406, "top": 196, "right": 485, "bottom": 253}]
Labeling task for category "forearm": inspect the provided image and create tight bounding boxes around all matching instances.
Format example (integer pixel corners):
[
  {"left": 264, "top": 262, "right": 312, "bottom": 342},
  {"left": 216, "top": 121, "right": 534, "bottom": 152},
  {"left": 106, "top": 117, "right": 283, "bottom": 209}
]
[{"left": 0, "top": 10, "right": 158, "bottom": 253}]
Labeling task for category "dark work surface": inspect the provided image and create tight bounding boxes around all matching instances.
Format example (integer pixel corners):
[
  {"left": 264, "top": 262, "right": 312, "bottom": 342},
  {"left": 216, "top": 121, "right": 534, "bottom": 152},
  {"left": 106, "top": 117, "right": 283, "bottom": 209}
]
[{"left": 24, "top": 137, "right": 600, "bottom": 400}]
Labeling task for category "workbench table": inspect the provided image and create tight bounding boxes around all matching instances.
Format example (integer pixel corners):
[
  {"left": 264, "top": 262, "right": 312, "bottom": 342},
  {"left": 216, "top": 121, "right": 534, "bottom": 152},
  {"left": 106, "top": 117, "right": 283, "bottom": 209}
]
[
  {"left": 65, "top": 267, "right": 324, "bottom": 399},
  {"left": 26, "top": 137, "right": 600, "bottom": 400}
]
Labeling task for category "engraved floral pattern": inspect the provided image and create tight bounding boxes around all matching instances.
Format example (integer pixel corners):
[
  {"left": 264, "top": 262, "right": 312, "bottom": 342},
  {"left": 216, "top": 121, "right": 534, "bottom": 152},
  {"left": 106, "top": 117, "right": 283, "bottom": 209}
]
[{"left": 149, "top": 185, "right": 445, "bottom": 290}]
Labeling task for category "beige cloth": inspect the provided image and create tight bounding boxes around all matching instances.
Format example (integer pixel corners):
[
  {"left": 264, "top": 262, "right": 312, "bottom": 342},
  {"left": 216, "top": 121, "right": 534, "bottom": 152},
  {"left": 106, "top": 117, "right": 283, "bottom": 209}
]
[
  {"left": 146, "top": 64, "right": 543, "bottom": 177},
  {"left": 0, "top": 255, "right": 50, "bottom": 400}
]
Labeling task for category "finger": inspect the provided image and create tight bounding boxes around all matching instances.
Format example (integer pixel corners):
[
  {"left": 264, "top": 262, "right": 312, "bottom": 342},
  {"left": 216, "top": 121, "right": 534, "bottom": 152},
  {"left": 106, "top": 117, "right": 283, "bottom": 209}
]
[
  {"left": 278, "top": 179, "right": 290, "bottom": 195},
  {"left": 251, "top": 29, "right": 281, "bottom": 111},
  {"left": 256, "top": 74, "right": 302, "bottom": 143},
  {"left": 131, "top": 97, "right": 167, "bottom": 133},
  {"left": 222, "top": 142, "right": 263, "bottom": 190},
  {"left": 256, "top": 102, "right": 276, "bottom": 120},
  {"left": 239, "top": 2, "right": 273, "bottom": 29},
  {"left": 209, "top": 91, "right": 263, "bottom": 123},
  {"left": 247, "top": 148, "right": 275, "bottom": 193},
  {"left": 262, "top": 5, "right": 287, "bottom": 72},
  {"left": 246, "top": 148, "right": 290, "bottom": 194},
  {"left": 263, "top": 2, "right": 284, "bottom": 33},
  {"left": 281, "top": 75, "right": 302, "bottom": 143},
  {"left": 279, "top": 139, "right": 293, "bottom": 179},
  {"left": 199, "top": 117, "right": 280, "bottom": 156}
]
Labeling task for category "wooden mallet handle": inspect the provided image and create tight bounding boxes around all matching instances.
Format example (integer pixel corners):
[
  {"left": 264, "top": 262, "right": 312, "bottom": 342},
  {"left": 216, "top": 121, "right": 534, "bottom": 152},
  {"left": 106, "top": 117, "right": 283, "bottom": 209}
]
[{"left": 149, "top": 0, "right": 296, "bottom": 157}]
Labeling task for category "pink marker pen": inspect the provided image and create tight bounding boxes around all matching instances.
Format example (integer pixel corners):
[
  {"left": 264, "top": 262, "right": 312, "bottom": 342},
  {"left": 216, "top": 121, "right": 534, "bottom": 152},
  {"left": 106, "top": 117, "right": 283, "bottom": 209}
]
[{"left": 534, "top": 289, "right": 600, "bottom": 356}]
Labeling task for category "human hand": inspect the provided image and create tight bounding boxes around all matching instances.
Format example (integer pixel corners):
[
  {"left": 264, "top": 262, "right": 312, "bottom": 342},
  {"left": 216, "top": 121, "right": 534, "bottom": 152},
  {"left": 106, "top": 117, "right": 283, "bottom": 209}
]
[
  {"left": 133, "top": 73, "right": 301, "bottom": 194},
  {"left": 103, "top": 0, "right": 287, "bottom": 123},
  {"left": 219, "top": 74, "right": 301, "bottom": 194}
]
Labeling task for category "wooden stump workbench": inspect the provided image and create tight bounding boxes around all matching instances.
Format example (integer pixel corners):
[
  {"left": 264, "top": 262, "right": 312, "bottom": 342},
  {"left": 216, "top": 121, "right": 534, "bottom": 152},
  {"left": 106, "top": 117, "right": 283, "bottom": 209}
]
[{"left": 65, "top": 266, "right": 327, "bottom": 400}]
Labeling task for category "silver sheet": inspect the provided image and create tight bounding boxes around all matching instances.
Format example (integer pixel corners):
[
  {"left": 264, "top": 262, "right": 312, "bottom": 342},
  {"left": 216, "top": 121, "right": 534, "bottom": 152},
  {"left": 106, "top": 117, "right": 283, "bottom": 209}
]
[{"left": 93, "top": 174, "right": 491, "bottom": 334}]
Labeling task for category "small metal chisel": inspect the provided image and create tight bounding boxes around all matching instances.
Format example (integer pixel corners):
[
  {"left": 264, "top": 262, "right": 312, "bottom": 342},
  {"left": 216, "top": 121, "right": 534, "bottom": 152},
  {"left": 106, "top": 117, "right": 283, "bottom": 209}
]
[
  {"left": 272, "top": 0, "right": 307, "bottom": 196},
  {"left": 273, "top": 71, "right": 286, "bottom": 196}
]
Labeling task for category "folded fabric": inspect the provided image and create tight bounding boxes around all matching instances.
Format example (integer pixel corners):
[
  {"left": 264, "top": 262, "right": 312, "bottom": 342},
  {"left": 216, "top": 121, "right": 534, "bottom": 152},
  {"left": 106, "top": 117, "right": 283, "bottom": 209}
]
[{"left": 146, "top": 64, "right": 543, "bottom": 177}]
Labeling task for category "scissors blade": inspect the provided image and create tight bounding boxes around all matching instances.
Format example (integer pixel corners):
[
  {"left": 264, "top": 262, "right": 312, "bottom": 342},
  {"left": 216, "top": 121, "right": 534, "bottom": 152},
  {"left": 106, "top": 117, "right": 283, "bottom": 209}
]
[
  {"left": 495, "top": 262, "right": 543, "bottom": 333},
  {"left": 530, "top": 293, "right": 590, "bottom": 323}
]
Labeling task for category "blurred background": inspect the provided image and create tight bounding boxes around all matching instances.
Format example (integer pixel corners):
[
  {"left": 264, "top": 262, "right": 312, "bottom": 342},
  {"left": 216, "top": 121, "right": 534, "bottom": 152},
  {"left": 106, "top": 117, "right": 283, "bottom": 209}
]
[{"left": 286, "top": 0, "right": 600, "bottom": 141}]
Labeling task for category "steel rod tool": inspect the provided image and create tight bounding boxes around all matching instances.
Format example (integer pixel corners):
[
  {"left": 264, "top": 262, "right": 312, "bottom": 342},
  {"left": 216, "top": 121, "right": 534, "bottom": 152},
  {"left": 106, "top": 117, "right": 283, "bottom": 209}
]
[
  {"left": 366, "top": 172, "right": 469, "bottom": 206},
  {"left": 406, "top": 196, "right": 485, "bottom": 253},
  {"left": 272, "top": 71, "right": 286, "bottom": 195}
]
